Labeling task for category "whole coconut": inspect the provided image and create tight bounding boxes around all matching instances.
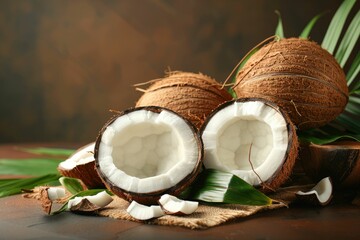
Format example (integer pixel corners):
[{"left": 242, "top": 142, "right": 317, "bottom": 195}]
[
  {"left": 233, "top": 38, "right": 349, "bottom": 130},
  {"left": 136, "top": 71, "right": 233, "bottom": 129}
]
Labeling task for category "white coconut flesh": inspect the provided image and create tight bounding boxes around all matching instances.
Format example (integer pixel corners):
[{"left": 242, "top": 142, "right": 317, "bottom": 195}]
[
  {"left": 127, "top": 201, "right": 165, "bottom": 220},
  {"left": 96, "top": 109, "right": 200, "bottom": 194},
  {"left": 159, "top": 194, "right": 198, "bottom": 215},
  {"left": 59, "top": 143, "right": 95, "bottom": 170},
  {"left": 202, "top": 100, "right": 289, "bottom": 186},
  {"left": 296, "top": 177, "right": 332, "bottom": 204},
  {"left": 47, "top": 187, "right": 66, "bottom": 201},
  {"left": 68, "top": 190, "right": 113, "bottom": 208}
]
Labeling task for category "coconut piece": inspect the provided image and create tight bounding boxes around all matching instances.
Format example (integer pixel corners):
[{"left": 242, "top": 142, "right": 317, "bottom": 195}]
[
  {"left": 296, "top": 177, "right": 333, "bottom": 206},
  {"left": 158, "top": 194, "right": 198, "bottom": 215},
  {"left": 300, "top": 141, "right": 360, "bottom": 189},
  {"left": 201, "top": 98, "right": 298, "bottom": 191},
  {"left": 135, "top": 71, "right": 233, "bottom": 129},
  {"left": 234, "top": 38, "right": 348, "bottom": 130},
  {"left": 68, "top": 190, "right": 113, "bottom": 212},
  {"left": 95, "top": 106, "right": 203, "bottom": 205},
  {"left": 126, "top": 201, "right": 165, "bottom": 221},
  {"left": 47, "top": 187, "right": 66, "bottom": 201},
  {"left": 58, "top": 143, "right": 104, "bottom": 189}
]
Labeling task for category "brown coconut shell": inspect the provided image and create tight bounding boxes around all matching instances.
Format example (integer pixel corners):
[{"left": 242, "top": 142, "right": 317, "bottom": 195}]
[
  {"left": 136, "top": 71, "right": 233, "bottom": 129},
  {"left": 94, "top": 106, "right": 204, "bottom": 205},
  {"left": 234, "top": 38, "right": 349, "bottom": 130},
  {"left": 200, "top": 98, "right": 299, "bottom": 191},
  {"left": 299, "top": 141, "right": 360, "bottom": 189},
  {"left": 57, "top": 144, "right": 105, "bottom": 189}
]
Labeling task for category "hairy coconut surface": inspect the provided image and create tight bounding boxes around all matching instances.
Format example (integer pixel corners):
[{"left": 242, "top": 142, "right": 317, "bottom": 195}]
[
  {"left": 201, "top": 98, "right": 298, "bottom": 191},
  {"left": 234, "top": 38, "right": 348, "bottom": 129},
  {"left": 95, "top": 106, "right": 203, "bottom": 205},
  {"left": 136, "top": 71, "right": 233, "bottom": 129}
]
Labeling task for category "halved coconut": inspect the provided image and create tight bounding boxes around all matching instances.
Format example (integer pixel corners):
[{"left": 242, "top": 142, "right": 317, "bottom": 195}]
[
  {"left": 201, "top": 98, "right": 298, "bottom": 191},
  {"left": 94, "top": 106, "right": 203, "bottom": 205},
  {"left": 58, "top": 143, "right": 104, "bottom": 189}
]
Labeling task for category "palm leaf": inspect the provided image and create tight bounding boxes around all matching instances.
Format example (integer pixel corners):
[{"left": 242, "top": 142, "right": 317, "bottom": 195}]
[
  {"left": 299, "top": 12, "right": 324, "bottom": 39},
  {"left": 18, "top": 147, "right": 75, "bottom": 157},
  {"left": 59, "top": 177, "right": 85, "bottom": 195},
  {"left": 0, "top": 158, "right": 62, "bottom": 176},
  {"left": 275, "top": 10, "right": 285, "bottom": 39},
  {"left": 321, "top": 0, "right": 356, "bottom": 54},
  {"left": 182, "top": 169, "right": 272, "bottom": 206},
  {"left": 348, "top": 51, "right": 360, "bottom": 90},
  {"left": 335, "top": 9, "right": 360, "bottom": 68},
  {"left": 0, "top": 174, "right": 61, "bottom": 198}
]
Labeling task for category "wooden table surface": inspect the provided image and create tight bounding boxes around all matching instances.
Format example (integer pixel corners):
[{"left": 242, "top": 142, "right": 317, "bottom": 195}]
[{"left": 1, "top": 143, "right": 360, "bottom": 240}]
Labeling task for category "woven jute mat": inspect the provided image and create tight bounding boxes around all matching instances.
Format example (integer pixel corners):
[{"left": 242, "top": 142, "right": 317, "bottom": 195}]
[{"left": 98, "top": 189, "right": 295, "bottom": 230}]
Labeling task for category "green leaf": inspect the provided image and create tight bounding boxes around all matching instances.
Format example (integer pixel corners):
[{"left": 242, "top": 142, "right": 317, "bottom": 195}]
[
  {"left": 183, "top": 169, "right": 272, "bottom": 206},
  {"left": 52, "top": 189, "right": 109, "bottom": 215},
  {"left": 299, "top": 12, "right": 324, "bottom": 39},
  {"left": 298, "top": 129, "right": 360, "bottom": 145},
  {"left": 0, "top": 158, "right": 62, "bottom": 176},
  {"left": 59, "top": 177, "right": 85, "bottom": 195},
  {"left": 0, "top": 174, "right": 61, "bottom": 198},
  {"left": 335, "top": 9, "right": 360, "bottom": 67},
  {"left": 321, "top": 0, "right": 356, "bottom": 54},
  {"left": 275, "top": 10, "right": 285, "bottom": 39},
  {"left": 348, "top": 51, "right": 360, "bottom": 89},
  {"left": 18, "top": 147, "right": 75, "bottom": 157}
]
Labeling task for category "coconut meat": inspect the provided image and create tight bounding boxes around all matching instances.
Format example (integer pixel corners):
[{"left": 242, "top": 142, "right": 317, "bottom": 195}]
[
  {"left": 59, "top": 143, "right": 95, "bottom": 170},
  {"left": 202, "top": 101, "right": 289, "bottom": 186},
  {"left": 296, "top": 177, "right": 332, "bottom": 204},
  {"left": 97, "top": 109, "right": 199, "bottom": 193},
  {"left": 159, "top": 194, "right": 198, "bottom": 215},
  {"left": 68, "top": 190, "right": 113, "bottom": 209},
  {"left": 127, "top": 201, "right": 165, "bottom": 220}
]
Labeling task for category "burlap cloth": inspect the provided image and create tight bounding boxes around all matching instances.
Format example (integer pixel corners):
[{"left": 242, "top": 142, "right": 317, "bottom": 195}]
[{"left": 97, "top": 188, "right": 298, "bottom": 229}]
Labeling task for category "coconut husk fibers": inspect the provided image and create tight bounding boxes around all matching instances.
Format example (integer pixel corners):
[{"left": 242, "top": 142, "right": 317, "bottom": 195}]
[
  {"left": 234, "top": 38, "right": 348, "bottom": 129},
  {"left": 136, "top": 71, "right": 233, "bottom": 129}
]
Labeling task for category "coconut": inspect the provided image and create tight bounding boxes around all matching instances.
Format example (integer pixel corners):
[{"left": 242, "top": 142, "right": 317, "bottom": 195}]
[
  {"left": 94, "top": 106, "right": 203, "bottom": 205},
  {"left": 135, "top": 71, "right": 233, "bottom": 129},
  {"left": 296, "top": 177, "right": 333, "bottom": 206},
  {"left": 300, "top": 141, "right": 360, "bottom": 189},
  {"left": 201, "top": 98, "right": 298, "bottom": 191},
  {"left": 233, "top": 38, "right": 349, "bottom": 129},
  {"left": 57, "top": 143, "right": 104, "bottom": 189}
]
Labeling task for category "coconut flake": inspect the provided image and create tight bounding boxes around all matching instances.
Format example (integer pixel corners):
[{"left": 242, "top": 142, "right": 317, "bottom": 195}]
[
  {"left": 47, "top": 187, "right": 66, "bottom": 201},
  {"left": 202, "top": 99, "right": 293, "bottom": 188},
  {"left": 126, "top": 201, "right": 165, "bottom": 220},
  {"left": 159, "top": 194, "right": 198, "bottom": 215},
  {"left": 296, "top": 177, "right": 333, "bottom": 206},
  {"left": 68, "top": 191, "right": 113, "bottom": 210},
  {"left": 59, "top": 143, "right": 95, "bottom": 170}
]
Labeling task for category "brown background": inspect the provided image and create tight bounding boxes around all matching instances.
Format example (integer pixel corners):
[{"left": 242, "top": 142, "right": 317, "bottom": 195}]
[{"left": 0, "top": 0, "right": 349, "bottom": 143}]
